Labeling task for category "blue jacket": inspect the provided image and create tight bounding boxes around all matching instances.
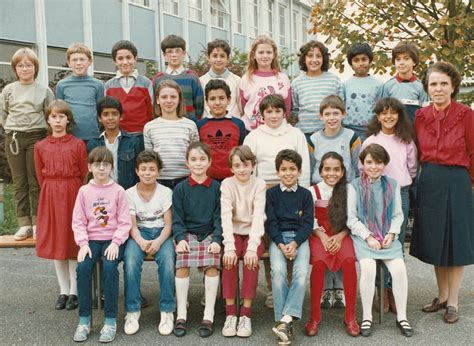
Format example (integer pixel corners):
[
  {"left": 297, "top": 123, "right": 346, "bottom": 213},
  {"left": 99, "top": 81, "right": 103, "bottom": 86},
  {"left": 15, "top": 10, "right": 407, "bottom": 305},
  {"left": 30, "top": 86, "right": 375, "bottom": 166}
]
[{"left": 87, "top": 131, "right": 144, "bottom": 190}]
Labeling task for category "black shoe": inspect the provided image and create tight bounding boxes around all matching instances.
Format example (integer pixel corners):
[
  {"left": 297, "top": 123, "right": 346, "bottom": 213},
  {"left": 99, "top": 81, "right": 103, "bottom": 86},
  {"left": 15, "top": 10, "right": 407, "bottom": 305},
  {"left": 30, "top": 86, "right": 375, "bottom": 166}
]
[
  {"left": 66, "top": 295, "right": 78, "bottom": 310},
  {"left": 198, "top": 320, "right": 214, "bottom": 338},
  {"left": 173, "top": 319, "right": 187, "bottom": 337},
  {"left": 360, "top": 319, "right": 372, "bottom": 337},
  {"left": 140, "top": 296, "right": 149, "bottom": 308},
  {"left": 55, "top": 294, "right": 68, "bottom": 310},
  {"left": 272, "top": 321, "right": 294, "bottom": 342},
  {"left": 396, "top": 320, "right": 414, "bottom": 337}
]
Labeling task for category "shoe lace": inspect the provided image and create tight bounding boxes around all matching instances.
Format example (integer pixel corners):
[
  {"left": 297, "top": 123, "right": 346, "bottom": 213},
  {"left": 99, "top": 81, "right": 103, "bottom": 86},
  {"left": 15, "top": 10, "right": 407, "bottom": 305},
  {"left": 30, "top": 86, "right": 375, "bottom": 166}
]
[
  {"left": 323, "top": 290, "right": 331, "bottom": 301},
  {"left": 335, "top": 290, "right": 343, "bottom": 301},
  {"left": 224, "top": 316, "right": 236, "bottom": 329},
  {"left": 238, "top": 317, "right": 250, "bottom": 330},
  {"left": 76, "top": 324, "right": 89, "bottom": 333},
  {"left": 101, "top": 325, "right": 116, "bottom": 334}
]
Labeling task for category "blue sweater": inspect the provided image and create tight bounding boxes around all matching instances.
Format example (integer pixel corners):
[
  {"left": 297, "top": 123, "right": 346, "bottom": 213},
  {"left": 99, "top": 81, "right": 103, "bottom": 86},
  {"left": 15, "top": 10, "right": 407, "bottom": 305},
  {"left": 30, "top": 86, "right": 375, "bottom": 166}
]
[
  {"left": 265, "top": 185, "right": 313, "bottom": 246},
  {"left": 56, "top": 75, "right": 104, "bottom": 140}
]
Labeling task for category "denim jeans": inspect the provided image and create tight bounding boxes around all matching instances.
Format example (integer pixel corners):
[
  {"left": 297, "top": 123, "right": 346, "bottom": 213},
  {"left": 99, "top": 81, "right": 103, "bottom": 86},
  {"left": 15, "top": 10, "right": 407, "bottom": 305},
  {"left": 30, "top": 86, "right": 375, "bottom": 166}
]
[
  {"left": 76, "top": 240, "right": 124, "bottom": 318},
  {"left": 123, "top": 227, "right": 176, "bottom": 313},
  {"left": 270, "top": 231, "right": 310, "bottom": 321}
]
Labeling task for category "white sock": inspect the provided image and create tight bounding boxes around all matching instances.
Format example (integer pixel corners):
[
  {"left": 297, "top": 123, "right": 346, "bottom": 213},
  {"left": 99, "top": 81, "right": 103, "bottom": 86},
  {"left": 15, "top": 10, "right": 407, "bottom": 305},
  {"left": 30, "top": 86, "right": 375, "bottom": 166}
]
[
  {"left": 68, "top": 260, "right": 78, "bottom": 295},
  {"left": 359, "top": 259, "right": 377, "bottom": 321},
  {"left": 385, "top": 258, "right": 408, "bottom": 321},
  {"left": 175, "top": 276, "right": 190, "bottom": 321},
  {"left": 280, "top": 315, "right": 293, "bottom": 323},
  {"left": 54, "top": 260, "right": 70, "bottom": 295},
  {"left": 203, "top": 275, "right": 219, "bottom": 322}
]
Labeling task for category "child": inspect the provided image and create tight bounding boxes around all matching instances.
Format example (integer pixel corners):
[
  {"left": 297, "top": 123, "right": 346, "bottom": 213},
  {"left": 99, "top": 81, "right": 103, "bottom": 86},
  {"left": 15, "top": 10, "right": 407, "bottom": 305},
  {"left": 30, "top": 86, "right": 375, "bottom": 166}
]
[
  {"left": 361, "top": 97, "right": 417, "bottom": 313},
  {"left": 200, "top": 39, "right": 242, "bottom": 118},
  {"left": 56, "top": 42, "right": 104, "bottom": 142},
  {"left": 347, "top": 144, "right": 413, "bottom": 338},
  {"left": 105, "top": 40, "right": 154, "bottom": 134},
  {"left": 123, "top": 150, "right": 175, "bottom": 336},
  {"left": 381, "top": 41, "right": 428, "bottom": 124},
  {"left": 305, "top": 152, "right": 359, "bottom": 337},
  {"left": 72, "top": 147, "right": 132, "bottom": 343},
  {"left": 266, "top": 149, "right": 313, "bottom": 344},
  {"left": 291, "top": 40, "right": 343, "bottom": 138},
  {"left": 220, "top": 145, "right": 266, "bottom": 338},
  {"left": 153, "top": 34, "right": 204, "bottom": 121},
  {"left": 143, "top": 79, "right": 199, "bottom": 190},
  {"left": 342, "top": 43, "right": 383, "bottom": 140},
  {"left": 87, "top": 96, "right": 144, "bottom": 190},
  {"left": 239, "top": 35, "right": 291, "bottom": 131},
  {"left": 244, "top": 94, "right": 310, "bottom": 187},
  {"left": 0, "top": 47, "right": 54, "bottom": 241},
  {"left": 172, "top": 142, "right": 222, "bottom": 338},
  {"left": 34, "top": 100, "right": 88, "bottom": 311},
  {"left": 197, "top": 79, "right": 246, "bottom": 181}
]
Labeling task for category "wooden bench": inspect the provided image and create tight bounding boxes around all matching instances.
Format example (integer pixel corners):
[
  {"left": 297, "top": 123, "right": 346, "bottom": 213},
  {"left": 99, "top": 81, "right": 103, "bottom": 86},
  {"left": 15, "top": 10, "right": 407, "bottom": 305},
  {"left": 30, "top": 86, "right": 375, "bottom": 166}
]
[{"left": 0, "top": 235, "right": 36, "bottom": 248}]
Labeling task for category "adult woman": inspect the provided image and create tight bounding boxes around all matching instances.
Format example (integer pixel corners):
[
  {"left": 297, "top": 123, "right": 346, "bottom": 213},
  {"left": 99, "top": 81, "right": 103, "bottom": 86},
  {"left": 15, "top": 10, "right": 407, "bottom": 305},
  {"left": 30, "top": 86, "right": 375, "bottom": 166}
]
[{"left": 410, "top": 62, "right": 473, "bottom": 323}]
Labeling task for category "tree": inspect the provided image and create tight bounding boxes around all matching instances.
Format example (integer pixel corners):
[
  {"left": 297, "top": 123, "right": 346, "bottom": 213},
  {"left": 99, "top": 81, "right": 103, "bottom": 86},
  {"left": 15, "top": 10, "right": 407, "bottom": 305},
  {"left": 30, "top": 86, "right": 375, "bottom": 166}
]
[{"left": 310, "top": 0, "right": 473, "bottom": 77}]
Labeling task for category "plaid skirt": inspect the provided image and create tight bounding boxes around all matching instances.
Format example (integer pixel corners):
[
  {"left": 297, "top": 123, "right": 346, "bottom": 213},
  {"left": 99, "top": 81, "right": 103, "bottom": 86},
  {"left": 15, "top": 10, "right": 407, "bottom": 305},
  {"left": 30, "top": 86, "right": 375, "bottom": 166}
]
[{"left": 175, "top": 233, "right": 221, "bottom": 269}]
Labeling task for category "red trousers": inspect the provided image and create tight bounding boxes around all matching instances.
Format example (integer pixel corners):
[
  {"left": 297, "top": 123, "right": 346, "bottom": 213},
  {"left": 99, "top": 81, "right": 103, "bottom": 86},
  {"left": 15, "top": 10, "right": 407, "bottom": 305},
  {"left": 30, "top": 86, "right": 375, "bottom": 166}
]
[{"left": 222, "top": 234, "right": 265, "bottom": 299}]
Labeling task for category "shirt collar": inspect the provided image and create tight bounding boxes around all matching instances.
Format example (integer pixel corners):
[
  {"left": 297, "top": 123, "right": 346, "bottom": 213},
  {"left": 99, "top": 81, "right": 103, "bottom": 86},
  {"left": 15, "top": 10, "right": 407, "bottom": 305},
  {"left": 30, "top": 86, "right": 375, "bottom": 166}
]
[
  {"left": 188, "top": 175, "right": 212, "bottom": 187},
  {"left": 116, "top": 69, "right": 139, "bottom": 79},
  {"left": 166, "top": 66, "right": 186, "bottom": 75},
  {"left": 279, "top": 182, "right": 298, "bottom": 192},
  {"left": 100, "top": 130, "right": 122, "bottom": 142},
  {"left": 209, "top": 68, "right": 230, "bottom": 79},
  {"left": 395, "top": 73, "right": 417, "bottom": 83}
]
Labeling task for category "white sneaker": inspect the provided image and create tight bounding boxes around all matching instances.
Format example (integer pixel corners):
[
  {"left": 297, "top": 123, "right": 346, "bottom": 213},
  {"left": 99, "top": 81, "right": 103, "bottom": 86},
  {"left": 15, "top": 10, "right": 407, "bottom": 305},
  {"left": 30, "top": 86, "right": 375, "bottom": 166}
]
[
  {"left": 32, "top": 225, "right": 37, "bottom": 240},
  {"left": 265, "top": 291, "right": 274, "bottom": 309},
  {"left": 222, "top": 315, "right": 238, "bottom": 337},
  {"left": 14, "top": 226, "right": 32, "bottom": 241},
  {"left": 124, "top": 311, "right": 140, "bottom": 335},
  {"left": 236, "top": 316, "right": 252, "bottom": 337},
  {"left": 158, "top": 311, "right": 174, "bottom": 335}
]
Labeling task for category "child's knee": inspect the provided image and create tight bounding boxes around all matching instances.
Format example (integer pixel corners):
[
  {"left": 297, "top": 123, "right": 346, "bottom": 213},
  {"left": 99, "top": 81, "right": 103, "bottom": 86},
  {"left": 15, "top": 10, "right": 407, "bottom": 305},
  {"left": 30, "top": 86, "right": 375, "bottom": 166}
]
[
  {"left": 204, "top": 266, "right": 218, "bottom": 277},
  {"left": 176, "top": 267, "right": 189, "bottom": 278}
]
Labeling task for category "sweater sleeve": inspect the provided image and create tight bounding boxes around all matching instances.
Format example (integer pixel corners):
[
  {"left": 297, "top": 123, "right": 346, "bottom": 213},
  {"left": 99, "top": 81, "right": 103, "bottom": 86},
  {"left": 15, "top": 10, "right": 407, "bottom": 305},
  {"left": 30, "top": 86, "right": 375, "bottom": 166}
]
[
  {"left": 406, "top": 140, "right": 418, "bottom": 179},
  {"left": 291, "top": 80, "right": 299, "bottom": 117},
  {"left": 465, "top": 107, "right": 474, "bottom": 183},
  {"left": 346, "top": 184, "right": 371, "bottom": 240},
  {"left": 388, "top": 183, "right": 403, "bottom": 236},
  {"left": 172, "top": 185, "right": 187, "bottom": 243},
  {"left": 294, "top": 190, "right": 314, "bottom": 246},
  {"left": 297, "top": 130, "right": 311, "bottom": 187},
  {"left": 220, "top": 180, "right": 236, "bottom": 252},
  {"left": 212, "top": 184, "right": 223, "bottom": 244},
  {"left": 111, "top": 188, "right": 132, "bottom": 245},
  {"left": 193, "top": 77, "right": 204, "bottom": 119},
  {"left": 44, "top": 88, "right": 55, "bottom": 114},
  {"left": 72, "top": 189, "right": 90, "bottom": 247},
  {"left": 350, "top": 133, "right": 362, "bottom": 179},
  {"left": 96, "top": 81, "right": 105, "bottom": 104},
  {"left": 265, "top": 189, "right": 283, "bottom": 245},
  {"left": 247, "top": 179, "right": 266, "bottom": 252},
  {"left": 56, "top": 82, "right": 64, "bottom": 100},
  {"left": 143, "top": 123, "right": 152, "bottom": 150},
  {"left": 0, "top": 88, "right": 7, "bottom": 127}
]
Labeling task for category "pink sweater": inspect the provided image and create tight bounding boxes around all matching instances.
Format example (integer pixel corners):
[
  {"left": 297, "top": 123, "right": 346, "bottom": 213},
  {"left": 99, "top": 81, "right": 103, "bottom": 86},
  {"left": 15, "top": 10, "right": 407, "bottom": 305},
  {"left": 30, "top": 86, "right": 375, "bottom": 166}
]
[
  {"left": 360, "top": 132, "right": 418, "bottom": 187},
  {"left": 72, "top": 180, "right": 131, "bottom": 247}
]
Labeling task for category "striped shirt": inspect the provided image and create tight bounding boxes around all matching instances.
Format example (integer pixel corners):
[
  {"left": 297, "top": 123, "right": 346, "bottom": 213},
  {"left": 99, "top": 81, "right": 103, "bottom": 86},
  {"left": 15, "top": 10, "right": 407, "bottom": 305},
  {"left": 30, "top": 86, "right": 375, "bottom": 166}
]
[
  {"left": 143, "top": 117, "right": 199, "bottom": 180},
  {"left": 291, "top": 71, "right": 343, "bottom": 134}
]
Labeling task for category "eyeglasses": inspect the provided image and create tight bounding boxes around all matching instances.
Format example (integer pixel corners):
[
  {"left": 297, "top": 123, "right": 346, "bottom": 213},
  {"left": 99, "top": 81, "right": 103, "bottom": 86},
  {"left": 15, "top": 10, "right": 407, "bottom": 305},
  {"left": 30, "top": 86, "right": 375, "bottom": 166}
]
[
  {"left": 91, "top": 162, "right": 112, "bottom": 169},
  {"left": 16, "top": 64, "right": 35, "bottom": 70}
]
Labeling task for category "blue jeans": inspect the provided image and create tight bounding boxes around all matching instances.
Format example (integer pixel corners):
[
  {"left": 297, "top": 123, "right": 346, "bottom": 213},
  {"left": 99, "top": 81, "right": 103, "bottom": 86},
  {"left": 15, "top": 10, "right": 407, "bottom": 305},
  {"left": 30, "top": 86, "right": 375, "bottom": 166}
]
[
  {"left": 76, "top": 240, "right": 124, "bottom": 318},
  {"left": 124, "top": 227, "right": 176, "bottom": 313},
  {"left": 270, "top": 231, "right": 310, "bottom": 321}
]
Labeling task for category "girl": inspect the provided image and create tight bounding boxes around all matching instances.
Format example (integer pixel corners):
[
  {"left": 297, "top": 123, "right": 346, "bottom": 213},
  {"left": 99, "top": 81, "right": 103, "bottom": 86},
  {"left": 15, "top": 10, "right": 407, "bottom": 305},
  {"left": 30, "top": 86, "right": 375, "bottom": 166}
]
[
  {"left": 143, "top": 79, "right": 199, "bottom": 190},
  {"left": 220, "top": 145, "right": 266, "bottom": 338},
  {"left": 239, "top": 35, "right": 291, "bottom": 131},
  {"left": 363, "top": 97, "right": 417, "bottom": 313},
  {"left": 72, "top": 147, "right": 131, "bottom": 343},
  {"left": 347, "top": 144, "right": 413, "bottom": 337},
  {"left": 1, "top": 48, "right": 54, "bottom": 241},
  {"left": 34, "top": 100, "right": 88, "bottom": 311},
  {"left": 305, "top": 152, "right": 359, "bottom": 337},
  {"left": 172, "top": 142, "right": 222, "bottom": 338}
]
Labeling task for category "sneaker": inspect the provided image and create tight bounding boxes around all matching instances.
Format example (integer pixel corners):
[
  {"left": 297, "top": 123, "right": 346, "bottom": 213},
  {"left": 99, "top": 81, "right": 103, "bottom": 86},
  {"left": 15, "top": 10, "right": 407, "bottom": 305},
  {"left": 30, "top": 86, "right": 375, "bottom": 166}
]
[
  {"left": 99, "top": 324, "right": 117, "bottom": 343},
  {"left": 320, "top": 289, "right": 333, "bottom": 309},
  {"left": 73, "top": 323, "right": 90, "bottom": 342},
  {"left": 14, "top": 226, "right": 32, "bottom": 241},
  {"left": 272, "top": 321, "right": 294, "bottom": 343},
  {"left": 265, "top": 291, "right": 274, "bottom": 309},
  {"left": 158, "top": 312, "right": 174, "bottom": 335},
  {"left": 333, "top": 289, "right": 346, "bottom": 308},
  {"left": 222, "top": 315, "right": 238, "bottom": 337},
  {"left": 236, "top": 316, "right": 252, "bottom": 338},
  {"left": 32, "top": 225, "right": 37, "bottom": 240},
  {"left": 124, "top": 311, "right": 140, "bottom": 335}
]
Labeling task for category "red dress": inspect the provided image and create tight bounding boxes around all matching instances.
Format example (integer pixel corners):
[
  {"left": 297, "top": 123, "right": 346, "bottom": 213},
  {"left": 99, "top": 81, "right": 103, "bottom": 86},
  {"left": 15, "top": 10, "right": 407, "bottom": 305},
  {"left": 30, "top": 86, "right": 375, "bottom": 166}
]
[
  {"left": 34, "top": 134, "right": 88, "bottom": 260},
  {"left": 309, "top": 185, "right": 355, "bottom": 271}
]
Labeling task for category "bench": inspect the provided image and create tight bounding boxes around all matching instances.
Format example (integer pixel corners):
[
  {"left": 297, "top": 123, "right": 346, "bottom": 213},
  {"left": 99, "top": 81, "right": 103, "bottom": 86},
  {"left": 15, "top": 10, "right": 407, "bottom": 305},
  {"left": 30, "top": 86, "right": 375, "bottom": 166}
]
[{"left": 0, "top": 235, "right": 36, "bottom": 248}]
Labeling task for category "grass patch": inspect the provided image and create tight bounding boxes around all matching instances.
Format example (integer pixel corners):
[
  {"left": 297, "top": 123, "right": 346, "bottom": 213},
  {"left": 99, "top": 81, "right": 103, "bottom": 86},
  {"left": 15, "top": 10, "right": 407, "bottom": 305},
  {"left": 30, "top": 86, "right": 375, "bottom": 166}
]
[{"left": 0, "top": 183, "right": 17, "bottom": 235}]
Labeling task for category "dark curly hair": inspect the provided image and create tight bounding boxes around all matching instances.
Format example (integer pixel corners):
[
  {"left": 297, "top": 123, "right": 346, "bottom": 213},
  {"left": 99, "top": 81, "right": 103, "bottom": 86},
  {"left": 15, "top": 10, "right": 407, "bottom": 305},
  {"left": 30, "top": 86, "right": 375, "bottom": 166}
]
[
  {"left": 422, "top": 61, "right": 462, "bottom": 98},
  {"left": 297, "top": 40, "right": 330, "bottom": 72}
]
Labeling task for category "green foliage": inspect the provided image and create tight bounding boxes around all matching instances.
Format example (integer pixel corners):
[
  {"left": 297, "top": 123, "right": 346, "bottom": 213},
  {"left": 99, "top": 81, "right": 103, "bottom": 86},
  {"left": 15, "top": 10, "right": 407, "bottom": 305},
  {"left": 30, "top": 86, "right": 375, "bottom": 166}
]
[
  {"left": 0, "top": 184, "right": 17, "bottom": 235},
  {"left": 310, "top": 0, "right": 473, "bottom": 77}
]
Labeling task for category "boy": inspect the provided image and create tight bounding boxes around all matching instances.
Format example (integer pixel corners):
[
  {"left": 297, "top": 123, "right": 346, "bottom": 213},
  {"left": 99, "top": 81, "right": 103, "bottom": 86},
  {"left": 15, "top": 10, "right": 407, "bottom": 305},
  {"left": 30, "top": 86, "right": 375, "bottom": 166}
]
[
  {"left": 197, "top": 79, "right": 246, "bottom": 181},
  {"left": 199, "top": 39, "right": 242, "bottom": 118},
  {"left": 342, "top": 42, "right": 383, "bottom": 140},
  {"left": 56, "top": 43, "right": 104, "bottom": 142},
  {"left": 266, "top": 149, "right": 313, "bottom": 343},
  {"left": 123, "top": 150, "right": 175, "bottom": 336},
  {"left": 105, "top": 40, "right": 154, "bottom": 133},
  {"left": 87, "top": 96, "right": 144, "bottom": 190},
  {"left": 381, "top": 41, "right": 428, "bottom": 123},
  {"left": 153, "top": 34, "right": 204, "bottom": 121}
]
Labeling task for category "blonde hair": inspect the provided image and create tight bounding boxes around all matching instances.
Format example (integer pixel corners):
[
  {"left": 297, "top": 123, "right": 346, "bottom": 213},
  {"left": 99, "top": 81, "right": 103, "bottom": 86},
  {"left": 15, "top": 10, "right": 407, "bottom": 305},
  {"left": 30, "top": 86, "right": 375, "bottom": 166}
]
[
  {"left": 154, "top": 80, "right": 186, "bottom": 118},
  {"left": 245, "top": 35, "right": 280, "bottom": 78},
  {"left": 67, "top": 42, "right": 92, "bottom": 61},
  {"left": 11, "top": 48, "right": 39, "bottom": 80}
]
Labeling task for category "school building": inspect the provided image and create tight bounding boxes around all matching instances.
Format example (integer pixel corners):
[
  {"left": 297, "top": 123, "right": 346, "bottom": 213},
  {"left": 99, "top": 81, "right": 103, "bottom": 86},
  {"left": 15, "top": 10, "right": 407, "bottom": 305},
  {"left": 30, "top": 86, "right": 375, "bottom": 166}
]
[{"left": 0, "top": 0, "right": 314, "bottom": 86}]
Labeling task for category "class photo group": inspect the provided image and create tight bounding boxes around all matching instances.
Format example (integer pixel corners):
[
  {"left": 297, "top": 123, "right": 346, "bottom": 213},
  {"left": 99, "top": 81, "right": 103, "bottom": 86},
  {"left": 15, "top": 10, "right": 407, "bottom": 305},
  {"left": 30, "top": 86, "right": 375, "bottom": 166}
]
[{"left": 0, "top": 31, "right": 472, "bottom": 344}]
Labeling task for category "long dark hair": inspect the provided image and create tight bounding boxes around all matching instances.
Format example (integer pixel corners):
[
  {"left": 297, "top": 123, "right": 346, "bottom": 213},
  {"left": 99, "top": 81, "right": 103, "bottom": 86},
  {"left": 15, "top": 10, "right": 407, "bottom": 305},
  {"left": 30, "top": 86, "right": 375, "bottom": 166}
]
[{"left": 319, "top": 152, "right": 347, "bottom": 233}]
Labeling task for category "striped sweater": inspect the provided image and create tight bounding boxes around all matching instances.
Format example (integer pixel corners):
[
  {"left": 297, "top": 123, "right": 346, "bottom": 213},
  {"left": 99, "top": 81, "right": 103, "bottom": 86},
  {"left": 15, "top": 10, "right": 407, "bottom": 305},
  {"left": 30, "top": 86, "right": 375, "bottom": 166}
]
[
  {"left": 143, "top": 117, "right": 199, "bottom": 180},
  {"left": 153, "top": 70, "right": 204, "bottom": 121}
]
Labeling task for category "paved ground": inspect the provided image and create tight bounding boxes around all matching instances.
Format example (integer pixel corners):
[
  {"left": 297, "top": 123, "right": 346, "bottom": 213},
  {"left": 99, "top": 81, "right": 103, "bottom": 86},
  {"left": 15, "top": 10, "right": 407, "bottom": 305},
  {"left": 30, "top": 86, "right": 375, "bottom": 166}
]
[{"left": 1, "top": 245, "right": 473, "bottom": 345}]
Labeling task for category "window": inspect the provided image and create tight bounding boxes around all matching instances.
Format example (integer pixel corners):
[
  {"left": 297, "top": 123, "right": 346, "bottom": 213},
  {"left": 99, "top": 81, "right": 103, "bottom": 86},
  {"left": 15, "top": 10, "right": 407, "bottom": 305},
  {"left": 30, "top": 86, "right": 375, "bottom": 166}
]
[
  {"left": 302, "top": 15, "right": 308, "bottom": 42},
  {"left": 266, "top": 0, "right": 273, "bottom": 35},
  {"left": 129, "top": 0, "right": 150, "bottom": 8},
  {"left": 292, "top": 11, "right": 298, "bottom": 49},
  {"left": 163, "top": 0, "right": 179, "bottom": 15},
  {"left": 248, "top": 0, "right": 259, "bottom": 38},
  {"left": 279, "top": 4, "right": 286, "bottom": 46},
  {"left": 211, "top": 0, "right": 226, "bottom": 28},
  {"left": 233, "top": 0, "right": 243, "bottom": 33},
  {"left": 188, "top": 0, "right": 203, "bottom": 22}
]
